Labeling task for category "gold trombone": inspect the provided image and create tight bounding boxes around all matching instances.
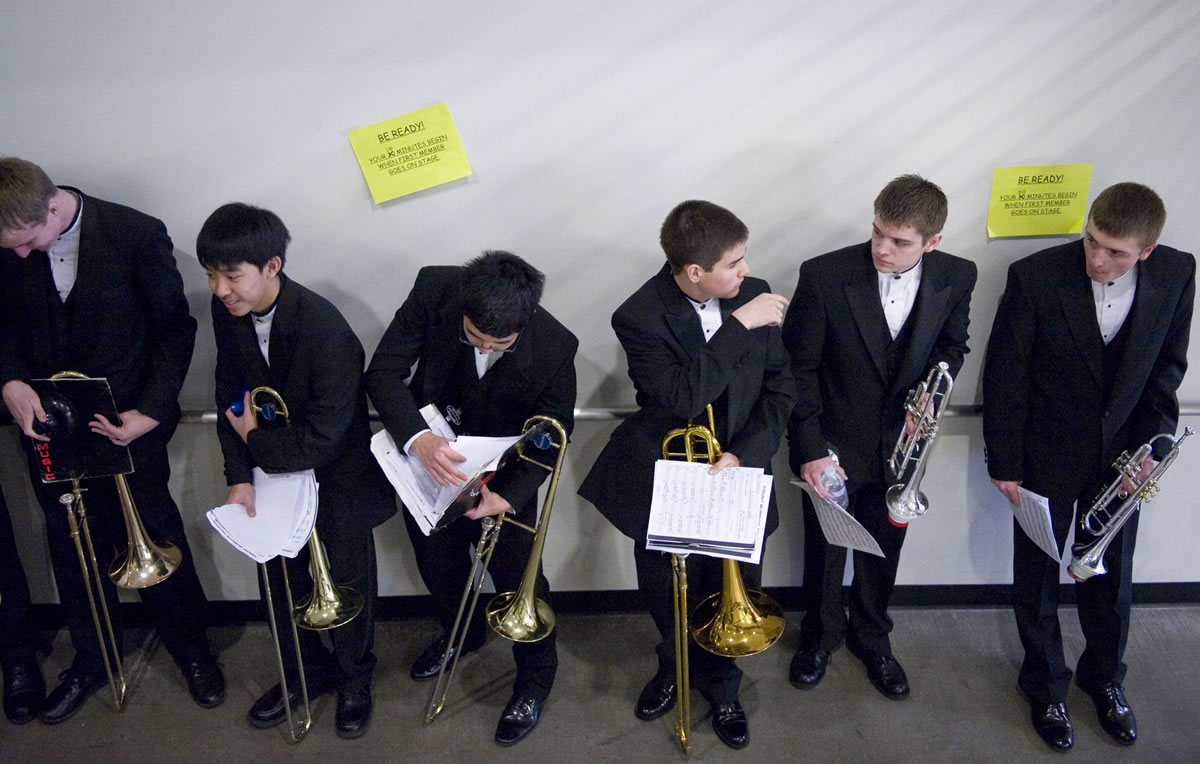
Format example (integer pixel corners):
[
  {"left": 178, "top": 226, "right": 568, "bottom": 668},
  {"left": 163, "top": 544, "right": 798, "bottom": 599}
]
[
  {"left": 246, "top": 386, "right": 363, "bottom": 742},
  {"left": 41, "top": 371, "right": 183, "bottom": 711},
  {"left": 661, "top": 405, "right": 785, "bottom": 754},
  {"left": 425, "top": 415, "right": 567, "bottom": 725}
]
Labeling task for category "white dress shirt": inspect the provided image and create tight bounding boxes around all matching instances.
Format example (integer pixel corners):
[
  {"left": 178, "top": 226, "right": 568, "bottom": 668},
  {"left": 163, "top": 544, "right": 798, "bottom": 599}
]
[
  {"left": 877, "top": 259, "right": 923, "bottom": 339},
  {"left": 1092, "top": 264, "right": 1137, "bottom": 345}
]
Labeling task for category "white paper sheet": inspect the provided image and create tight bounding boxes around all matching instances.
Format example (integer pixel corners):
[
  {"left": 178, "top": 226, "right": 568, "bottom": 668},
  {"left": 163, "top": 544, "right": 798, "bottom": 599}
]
[
  {"left": 792, "top": 480, "right": 885, "bottom": 558},
  {"left": 646, "top": 461, "right": 771, "bottom": 564},
  {"left": 206, "top": 467, "right": 318, "bottom": 563},
  {"left": 1015, "top": 486, "right": 1061, "bottom": 563}
]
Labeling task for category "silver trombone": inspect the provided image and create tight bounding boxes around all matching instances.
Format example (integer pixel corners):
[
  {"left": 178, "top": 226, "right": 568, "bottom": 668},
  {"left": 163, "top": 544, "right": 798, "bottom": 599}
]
[
  {"left": 885, "top": 362, "right": 954, "bottom": 527},
  {"left": 248, "top": 386, "right": 363, "bottom": 742},
  {"left": 1069, "top": 427, "right": 1193, "bottom": 581},
  {"left": 424, "top": 415, "right": 567, "bottom": 725}
]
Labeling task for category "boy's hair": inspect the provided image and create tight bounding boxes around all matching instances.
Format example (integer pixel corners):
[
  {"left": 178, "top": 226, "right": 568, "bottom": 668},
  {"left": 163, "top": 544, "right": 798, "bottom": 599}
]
[
  {"left": 1088, "top": 182, "right": 1166, "bottom": 248},
  {"left": 460, "top": 250, "right": 545, "bottom": 337},
  {"left": 659, "top": 200, "right": 749, "bottom": 273},
  {"left": 0, "top": 157, "right": 58, "bottom": 232},
  {"left": 873, "top": 174, "right": 948, "bottom": 241},
  {"left": 197, "top": 202, "right": 290, "bottom": 270}
]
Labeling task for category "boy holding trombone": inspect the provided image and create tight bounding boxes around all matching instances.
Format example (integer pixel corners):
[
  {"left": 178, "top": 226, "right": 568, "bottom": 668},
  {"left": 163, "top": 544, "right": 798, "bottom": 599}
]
[
  {"left": 579, "top": 200, "right": 794, "bottom": 750},
  {"left": 199, "top": 203, "right": 394, "bottom": 738}
]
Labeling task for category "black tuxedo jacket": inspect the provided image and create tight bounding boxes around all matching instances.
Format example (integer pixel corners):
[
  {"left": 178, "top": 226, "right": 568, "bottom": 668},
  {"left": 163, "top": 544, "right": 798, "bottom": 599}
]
[
  {"left": 579, "top": 264, "right": 795, "bottom": 541},
  {"left": 983, "top": 240, "right": 1195, "bottom": 501},
  {"left": 364, "top": 265, "right": 578, "bottom": 515},
  {"left": 784, "top": 243, "right": 976, "bottom": 484},
  {"left": 212, "top": 274, "right": 395, "bottom": 533},
  {"left": 0, "top": 188, "right": 195, "bottom": 426}
]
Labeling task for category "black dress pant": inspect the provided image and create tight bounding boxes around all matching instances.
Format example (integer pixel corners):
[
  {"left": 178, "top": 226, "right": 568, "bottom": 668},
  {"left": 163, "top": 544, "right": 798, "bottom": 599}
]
[
  {"left": 1013, "top": 485, "right": 1138, "bottom": 707},
  {"left": 260, "top": 520, "right": 378, "bottom": 693},
  {"left": 24, "top": 425, "right": 211, "bottom": 676},
  {"left": 798, "top": 481, "right": 907, "bottom": 657},
  {"left": 403, "top": 500, "right": 557, "bottom": 700},
  {"left": 634, "top": 538, "right": 767, "bottom": 705},
  {"left": 0, "top": 485, "right": 37, "bottom": 663}
]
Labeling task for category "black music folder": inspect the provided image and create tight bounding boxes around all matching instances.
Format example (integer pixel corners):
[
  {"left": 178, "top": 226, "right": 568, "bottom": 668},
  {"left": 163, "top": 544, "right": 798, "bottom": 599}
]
[{"left": 29, "top": 376, "right": 133, "bottom": 483}]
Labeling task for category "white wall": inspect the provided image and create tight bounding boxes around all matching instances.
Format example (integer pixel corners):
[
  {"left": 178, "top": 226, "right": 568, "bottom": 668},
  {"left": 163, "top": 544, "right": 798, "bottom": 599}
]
[{"left": 3, "top": 1, "right": 1198, "bottom": 601}]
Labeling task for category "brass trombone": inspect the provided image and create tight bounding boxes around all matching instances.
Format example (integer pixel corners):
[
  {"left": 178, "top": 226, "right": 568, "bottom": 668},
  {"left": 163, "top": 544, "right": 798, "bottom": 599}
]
[
  {"left": 885, "top": 362, "right": 954, "bottom": 527},
  {"left": 425, "top": 415, "right": 567, "bottom": 725},
  {"left": 246, "top": 386, "right": 363, "bottom": 742},
  {"left": 1069, "top": 427, "right": 1193, "bottom": 581},
  {"left": 40, "top": 371, "right": 184, "bottom": 711},
  {"left": 661, "top": 405, "right": 785, "bottom": 754}
]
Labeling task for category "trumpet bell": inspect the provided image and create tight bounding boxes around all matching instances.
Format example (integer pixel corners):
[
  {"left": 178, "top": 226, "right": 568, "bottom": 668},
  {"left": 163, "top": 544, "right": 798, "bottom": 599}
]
[
  {"left": 486, "top": 591, "right": 556, "bottom": 643},
  {"left": 885, "top": 483, "right": 928, "bottom": 528}
]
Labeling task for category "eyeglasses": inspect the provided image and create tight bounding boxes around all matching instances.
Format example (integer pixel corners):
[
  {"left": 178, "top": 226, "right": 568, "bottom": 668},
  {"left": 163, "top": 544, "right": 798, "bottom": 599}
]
[{"left": 459, "top": 320, "right": 520, "bottom": 355}]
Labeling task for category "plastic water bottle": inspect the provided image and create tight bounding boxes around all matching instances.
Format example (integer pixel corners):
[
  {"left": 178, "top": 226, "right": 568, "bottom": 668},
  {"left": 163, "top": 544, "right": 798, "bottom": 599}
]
[{"left": 821, "top": 465, "right": 849, "bottom": 510}]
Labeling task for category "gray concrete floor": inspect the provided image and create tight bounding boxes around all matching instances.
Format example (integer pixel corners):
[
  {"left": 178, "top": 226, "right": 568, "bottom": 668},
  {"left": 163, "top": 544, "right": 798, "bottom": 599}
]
[{"left": 3, "top": 606, "right": 1199, "bottom": 762}]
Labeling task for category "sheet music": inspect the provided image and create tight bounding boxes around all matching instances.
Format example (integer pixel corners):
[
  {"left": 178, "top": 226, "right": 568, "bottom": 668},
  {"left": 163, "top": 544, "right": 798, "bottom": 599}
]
[
  {"left": 646, "top": 461, "right": 771, "bottom": 564},
  {"left": 1015, "top": 486, "right": 1061, "bottom": 563},
  {"left": 371, "top": 404, "right": 525, "bottom": 536},
  {"left": 792, "top": 480, "right": 885, "bottom": 558},
  {"left": 206, "top": 467, "right": 318, "bottom": 563}
]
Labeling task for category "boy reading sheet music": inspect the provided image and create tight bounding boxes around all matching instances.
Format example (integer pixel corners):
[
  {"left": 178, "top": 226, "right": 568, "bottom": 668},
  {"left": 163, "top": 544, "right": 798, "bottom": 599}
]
[
  {"left": 200, "top": 203, "right": 394, "bottom": 739},
  {"left": 364, "top": 251, "right": 577, "bottom": 746}
]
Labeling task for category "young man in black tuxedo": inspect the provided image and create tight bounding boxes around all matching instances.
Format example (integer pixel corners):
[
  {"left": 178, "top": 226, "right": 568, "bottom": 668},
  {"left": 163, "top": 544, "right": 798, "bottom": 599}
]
[
  {"left": 0, "top": 157, "right": 224, "bottom": 724},
  {"left": 199, "top": 203, "right": 395, "bottom": 738},
  {"left": 365, "top": 251, "right": 577, "bottom": 746},
  {"left": 579, "top": 200, "right": 794, "bottom": 750},
  {"left": 984, "top": 183, "right": 1194, "bottom": 751},
  {"left": 0, "top": 486, "right": 44, "bottom": 724},
  {"left": 783, "top": 175, "right": 976, "bottom": 701}
]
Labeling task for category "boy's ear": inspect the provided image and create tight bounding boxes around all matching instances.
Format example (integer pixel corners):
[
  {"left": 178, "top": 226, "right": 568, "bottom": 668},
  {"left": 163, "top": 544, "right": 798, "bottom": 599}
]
[
  {"left": 264, "top": 255, "right": 283, "bottom": 277},
  {"left": 684, "top": 263, "right": 703, "bottom": 283}
]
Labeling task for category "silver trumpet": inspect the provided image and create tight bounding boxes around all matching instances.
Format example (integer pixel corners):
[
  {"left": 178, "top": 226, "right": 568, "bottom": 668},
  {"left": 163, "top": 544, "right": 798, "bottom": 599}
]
[
  {"left": 1069, "top": 427, "right": 1193, "bottom": 581},
  {"left": 885, "top": 362, "right": 954, "bottom": 527}
]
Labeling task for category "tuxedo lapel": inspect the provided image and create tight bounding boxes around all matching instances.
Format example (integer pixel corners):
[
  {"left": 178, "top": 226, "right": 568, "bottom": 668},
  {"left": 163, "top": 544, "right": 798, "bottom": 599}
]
[
  {"left": 1109, "top": 262, "right": 1165, "bottom": 410},
  {"left": 890, "top": 258, "right": 952, "bottom": 397},
  {"left": 231, "top": 315, "right": 271, "bottom": 386},
  {"left": 1057, "top": 275, "right": 1104, "bottom": 390},
  {"left": 655, "top": 267, "right": 706, "bottom": 361},
  {"left": 845, "top": 264, "right": 888, "bottom": 384},
  {"left": 420, "top": 304, "right": 463, "bottom": 405},
  {"left": 268, "top": 275, "right": 301, "bottom": 391}
]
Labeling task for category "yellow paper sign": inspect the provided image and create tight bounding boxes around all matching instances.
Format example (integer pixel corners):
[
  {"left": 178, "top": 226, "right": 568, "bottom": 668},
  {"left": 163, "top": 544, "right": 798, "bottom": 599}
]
[
  {"left": 347, "top": 103, "right": 472, "bottom": 204},
  {"left": 987, "top": 163, "right": 1093, "bottom": 237}
]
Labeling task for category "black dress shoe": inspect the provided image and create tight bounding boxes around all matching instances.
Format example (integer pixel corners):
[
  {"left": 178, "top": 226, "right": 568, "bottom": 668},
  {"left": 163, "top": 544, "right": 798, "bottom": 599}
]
[
  {"left": 410, "top": 634, "right": 483, "bottom": 682},
  {"left": 789, "top": 647, "right": 830, "bottom": 690},
  {"left": 4, "top": 656, "right": 45, "bottom": 724},
  {"left": 635, "top": 672, "right": 676, "bottom": 721},
  {"left": 495, "top": 692, "right": 544, "bottom": 746},
  {"left": 38, "top": 669, "right": 106, "bottom": 725},
  {"left": 247, "top": 679, "right": 328, "bottom": 729},
  {"left": 711, "top": 700, "right": 749, "bottom": 749},
  {"left": 1090, "top": 681, "right": 1137, "bottom": 745},
  {"left": 846, "top": 641, "right": 909, "bottom": 699},
  {"left": 335, "top": 687, "right": 372, "bottom": 739},
  {"left": 1031, "top": 702, "right": 1074, "bottom": 751},
  {"left": 183, "top": 656, "right": 226, "bottom": 709}
]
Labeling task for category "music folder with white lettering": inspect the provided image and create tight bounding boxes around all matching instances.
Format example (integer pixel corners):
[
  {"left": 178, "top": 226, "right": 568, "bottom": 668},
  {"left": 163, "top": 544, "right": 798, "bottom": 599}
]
[{"left": 371, "top": 404, "right": 542, "bottom": 536}]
